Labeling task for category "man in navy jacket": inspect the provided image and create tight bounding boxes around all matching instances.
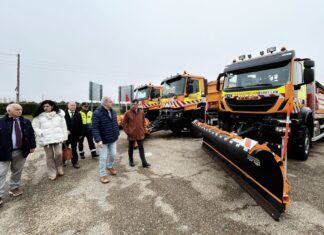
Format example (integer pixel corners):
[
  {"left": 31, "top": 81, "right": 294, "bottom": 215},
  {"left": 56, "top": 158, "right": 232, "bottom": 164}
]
[
  {"left": 92, "top": 97, "right": 119, "bottom": 184},
  {"left": 0, "top": 103, "right": 36, "bottom": 207}
]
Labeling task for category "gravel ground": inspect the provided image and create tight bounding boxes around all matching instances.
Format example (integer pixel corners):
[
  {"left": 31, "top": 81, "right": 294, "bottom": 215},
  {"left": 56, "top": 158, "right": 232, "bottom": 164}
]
[{"left": 0, "top": 130, "right": 323, "bottom": 235}]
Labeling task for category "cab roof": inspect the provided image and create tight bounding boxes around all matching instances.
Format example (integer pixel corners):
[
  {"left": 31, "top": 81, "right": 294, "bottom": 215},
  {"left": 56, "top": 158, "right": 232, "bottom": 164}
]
[
  {"left": 224, "top": 50, "right": 295, "bottom": 73},
  {"left": 134, "top": 84, "right": 162, "bottom": 91},
  {"left": 161, "top": 73, "right": 205, "bottom": 84}
]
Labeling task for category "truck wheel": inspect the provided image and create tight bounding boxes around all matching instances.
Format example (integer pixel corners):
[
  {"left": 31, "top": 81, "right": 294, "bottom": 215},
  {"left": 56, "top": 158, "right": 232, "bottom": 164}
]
[
  {"left": 170, "top": 125, "right": 182, "bottom": 135},
  {"left": 295, "top": 126, "right": 311, "bottom": 161}
]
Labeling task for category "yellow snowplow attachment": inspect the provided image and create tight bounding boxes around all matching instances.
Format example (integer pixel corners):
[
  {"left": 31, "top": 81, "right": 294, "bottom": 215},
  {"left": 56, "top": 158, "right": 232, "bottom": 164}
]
[{"left": 192, "top": 121, "right": 290, "bottom": 221}]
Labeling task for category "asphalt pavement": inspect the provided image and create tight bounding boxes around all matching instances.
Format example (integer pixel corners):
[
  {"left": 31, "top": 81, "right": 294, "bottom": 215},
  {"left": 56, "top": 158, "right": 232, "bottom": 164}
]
[{"left": 0, "top": 131, "right": 323, "bottom": 235}]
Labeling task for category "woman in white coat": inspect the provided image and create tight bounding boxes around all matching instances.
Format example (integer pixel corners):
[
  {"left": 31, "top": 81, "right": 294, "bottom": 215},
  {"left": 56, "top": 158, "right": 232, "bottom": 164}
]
[{"left": 32, "top": 100, "right": 68, "bottom": 180}]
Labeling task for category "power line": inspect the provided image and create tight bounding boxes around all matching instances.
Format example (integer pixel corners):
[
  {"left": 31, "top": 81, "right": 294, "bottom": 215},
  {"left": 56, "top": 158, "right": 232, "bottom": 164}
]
[
  {"left": 0, "top": 62, "right": 16, "bottom": 66},
  {"left": 2, "top": 54, "right": 157, "bottom": 83},
  {"left": 21, "top": 56, "right": 154, "bottom": 77},
  {"left": 0, "top": 52, "right": 17, "bottom": 56}
]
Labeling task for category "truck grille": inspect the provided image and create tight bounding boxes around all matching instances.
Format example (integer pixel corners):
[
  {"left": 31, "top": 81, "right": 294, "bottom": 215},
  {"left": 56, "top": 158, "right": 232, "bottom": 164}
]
[{"left": 225, "top": 97, "right": 278, "bottom": 112}]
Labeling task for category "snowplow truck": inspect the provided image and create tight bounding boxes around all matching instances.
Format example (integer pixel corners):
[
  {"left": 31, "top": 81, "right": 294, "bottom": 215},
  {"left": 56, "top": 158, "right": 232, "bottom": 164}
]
[
  {"left": 193, "top": 47, "right": 324, "bottom": 220},
  {"left": 156, "top": 71, "right": 207, "bottom": 137},
  {"left": 134, "top": 84, "right": 162, "bottom": 122},
  {"left": 217, "top": 47, "right": 324, "bottom": 160}
]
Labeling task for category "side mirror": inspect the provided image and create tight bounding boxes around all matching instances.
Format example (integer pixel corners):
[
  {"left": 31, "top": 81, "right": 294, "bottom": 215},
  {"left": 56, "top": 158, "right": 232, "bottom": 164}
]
[
  {"left": 203, "top": 79, "right": 208, "bottom": 97},
  {"left": 304, "top": 68, "right": 314, "bottom": 84},
  {"left": 294, "top": 84, "right": 302, "bottom": 90},
  {"left": 304, "top": 59, "right": 315, "bottom": 68},
  {"left": 216, "top": 73, "right": 225, "bottom": 91}
]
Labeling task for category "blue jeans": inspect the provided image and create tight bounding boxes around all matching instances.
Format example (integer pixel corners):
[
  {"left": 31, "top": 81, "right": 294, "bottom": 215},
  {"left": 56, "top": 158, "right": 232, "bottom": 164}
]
[{"left": 99, "top": 141, "right": 116, "bottom": 176}]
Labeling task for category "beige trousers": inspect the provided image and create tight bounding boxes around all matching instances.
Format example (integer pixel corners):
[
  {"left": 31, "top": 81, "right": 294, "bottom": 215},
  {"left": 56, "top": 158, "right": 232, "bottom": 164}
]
[{"left": 44, "top": 143, "right": 63, "bottom": 178}]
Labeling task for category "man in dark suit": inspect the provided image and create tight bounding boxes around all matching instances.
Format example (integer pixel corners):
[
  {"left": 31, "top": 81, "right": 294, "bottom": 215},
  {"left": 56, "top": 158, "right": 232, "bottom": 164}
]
[
  {"left": 0, "top": 103, "right": 36, "bottom": 207},
  {"left": 65, "top": 101, "right": 83, "bottom": 169}
]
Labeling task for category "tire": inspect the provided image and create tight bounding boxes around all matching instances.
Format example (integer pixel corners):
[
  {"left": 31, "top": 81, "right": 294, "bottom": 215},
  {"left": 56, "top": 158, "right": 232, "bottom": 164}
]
[
  {"left": 170, "top": 125, "right": 182, "bottom": 135},
  {"left": 294, "top": 126, "right": 311, "bottom": 161}
]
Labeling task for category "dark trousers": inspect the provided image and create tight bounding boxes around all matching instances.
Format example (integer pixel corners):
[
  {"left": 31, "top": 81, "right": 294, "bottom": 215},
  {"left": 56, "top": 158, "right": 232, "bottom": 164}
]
[
  {"left": 66, "top": 135, "right": 79, "bottom": 165},
  {"left": 128, "top": 140, "right": 148, "bottom": 166},
  {"left": 78, "top": 128, "right": 96, "bottom": 155}
]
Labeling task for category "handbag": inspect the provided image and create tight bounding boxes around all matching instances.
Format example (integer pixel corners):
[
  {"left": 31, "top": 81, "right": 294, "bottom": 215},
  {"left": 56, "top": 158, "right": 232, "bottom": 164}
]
[{"left": 62, "top": 143, "right": 72, "bottom": 161}]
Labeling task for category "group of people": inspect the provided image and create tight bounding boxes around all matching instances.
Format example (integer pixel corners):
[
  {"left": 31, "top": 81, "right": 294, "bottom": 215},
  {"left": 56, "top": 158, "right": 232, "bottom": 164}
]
[{"left": 0, "top": 98, "right": 150, "bottom": 207}]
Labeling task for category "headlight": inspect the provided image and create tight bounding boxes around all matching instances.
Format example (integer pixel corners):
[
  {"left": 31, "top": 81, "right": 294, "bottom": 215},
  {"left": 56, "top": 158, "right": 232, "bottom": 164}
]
[
  {"left": 175, "top": 112, "right": 183, "bottom": 118},
  {"left": 275, "top": 126, "right": 291, "bottom": 133}
]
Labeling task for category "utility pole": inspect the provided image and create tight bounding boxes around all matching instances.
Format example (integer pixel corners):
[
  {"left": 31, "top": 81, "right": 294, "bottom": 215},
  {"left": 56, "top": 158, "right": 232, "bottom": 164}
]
[{"left": 15, "top": 53, "right": 20, "bottom": 102}]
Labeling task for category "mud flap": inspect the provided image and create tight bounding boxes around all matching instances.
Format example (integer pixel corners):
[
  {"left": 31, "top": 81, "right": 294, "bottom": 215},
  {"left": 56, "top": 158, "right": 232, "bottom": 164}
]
[{"left": 193, "top": 121, "right": 289, "bottom": 221}]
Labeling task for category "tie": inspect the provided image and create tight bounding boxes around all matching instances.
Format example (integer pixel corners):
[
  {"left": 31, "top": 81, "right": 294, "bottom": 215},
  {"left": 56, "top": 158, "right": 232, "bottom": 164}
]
[
  {"left": 14, "top": 119, "right": 22, "bottom": 148},
  {"left": 71, "top": 111, "right": 74, "bottom": 117}
]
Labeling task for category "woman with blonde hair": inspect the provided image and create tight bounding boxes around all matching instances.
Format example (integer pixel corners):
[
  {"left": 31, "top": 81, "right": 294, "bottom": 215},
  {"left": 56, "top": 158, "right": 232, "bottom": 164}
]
[{"left": 32, "top": 100, "right": 68, "bottom": 180}]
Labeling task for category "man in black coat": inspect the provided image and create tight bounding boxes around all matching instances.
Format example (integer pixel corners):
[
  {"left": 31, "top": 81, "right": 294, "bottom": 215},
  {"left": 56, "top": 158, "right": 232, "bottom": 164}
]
[
  {"left": 65, "top": 101, "right": 83, "bottom": 169},
  {"left": 0, "top": 103, "right": 36, "bottom": 207}
]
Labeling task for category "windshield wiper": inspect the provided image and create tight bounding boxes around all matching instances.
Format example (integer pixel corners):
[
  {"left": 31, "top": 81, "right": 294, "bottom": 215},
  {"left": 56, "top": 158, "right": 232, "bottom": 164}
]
[
  {"left": 225, "top": 86, "right": 244, "bottom": 90},
  {"left": 247, "top": 83, "right": 273, "bottom": 87}
]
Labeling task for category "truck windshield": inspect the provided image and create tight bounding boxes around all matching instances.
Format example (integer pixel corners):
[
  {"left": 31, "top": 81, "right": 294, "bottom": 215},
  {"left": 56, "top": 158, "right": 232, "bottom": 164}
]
[
  {"left": 134, "top": 88, "right": 149, "bottom": 100},
  {"left": 162, "top": 77, "right": 186, "bottom": 97},
  {"left": 224, "top": 62, "right": 290, "bottom": 91},
  {"left": 151, "top": 88, "right": 161, "bottom": 99}
]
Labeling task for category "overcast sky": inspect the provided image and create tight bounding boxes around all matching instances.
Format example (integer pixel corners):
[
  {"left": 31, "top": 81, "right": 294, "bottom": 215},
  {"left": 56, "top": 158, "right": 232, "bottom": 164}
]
[{"left": 1, "top": 0, "right": 324, "bottom": 103}]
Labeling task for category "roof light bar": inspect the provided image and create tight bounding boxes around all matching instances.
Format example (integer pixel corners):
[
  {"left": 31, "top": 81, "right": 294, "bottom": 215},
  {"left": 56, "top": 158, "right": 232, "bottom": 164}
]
[
  {"left": 238, "top": 55, "right": 246, "bottom": 61},
  {"left": 267, "top": 47, "right": 276, "bottom": 54},
  {"left": 281, "top": 46, "right": 287, "bottom": 51}
]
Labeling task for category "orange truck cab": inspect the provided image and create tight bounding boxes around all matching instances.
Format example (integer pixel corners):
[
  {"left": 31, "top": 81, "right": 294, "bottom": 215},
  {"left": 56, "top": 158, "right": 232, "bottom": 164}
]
[
  {"left": 134, "top": 84, "right": 162, "bottom": 121},
  {"left": 157, "top": 71, "right": 208, "bottom": 137},
  {"left": 217, "top": 47, "right": 324, "bottom": 160}
]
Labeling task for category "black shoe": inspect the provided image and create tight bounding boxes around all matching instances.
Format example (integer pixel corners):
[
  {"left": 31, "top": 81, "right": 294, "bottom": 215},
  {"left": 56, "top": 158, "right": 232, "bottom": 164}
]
[
  {"left": 129, "top": 162, "right": 135, "bottom": 167},
  {"left": 142, "top": 163, "right": 151, "bottom": 168},
  {"left": 73, "top": 163, "right": 80, "bottom": 169},
  {"left": 91, "top": 153, "right": 99, "bottom": 158},
  {"left": 80, "top": 155, "right": 85, "bottom": 159}
]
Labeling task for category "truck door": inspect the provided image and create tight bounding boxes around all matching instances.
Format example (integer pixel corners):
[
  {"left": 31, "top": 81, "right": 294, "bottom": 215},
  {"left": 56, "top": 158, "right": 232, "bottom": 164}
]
[
  {"left": 186, "top": 79, "right": 200, "bottom": 100},
  {"left": 294, "top": 61, "right": 307, "bottom": 108}
]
